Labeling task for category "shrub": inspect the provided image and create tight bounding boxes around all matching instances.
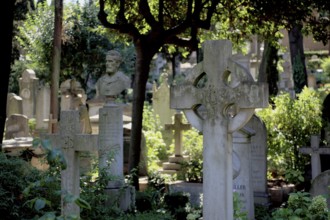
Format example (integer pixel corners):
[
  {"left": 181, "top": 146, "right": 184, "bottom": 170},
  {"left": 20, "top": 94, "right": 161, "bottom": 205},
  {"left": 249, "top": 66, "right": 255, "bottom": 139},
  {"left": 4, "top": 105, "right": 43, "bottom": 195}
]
[{"left": 257, "top": 87, "right": 323, "bottom": 176}]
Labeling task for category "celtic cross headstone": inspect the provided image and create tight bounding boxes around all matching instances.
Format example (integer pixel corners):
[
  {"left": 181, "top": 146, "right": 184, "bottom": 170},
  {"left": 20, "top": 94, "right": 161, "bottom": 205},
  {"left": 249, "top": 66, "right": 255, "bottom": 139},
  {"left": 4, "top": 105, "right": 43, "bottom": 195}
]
[{"left": 170, "top": 40, "right": 268, "bottom": 220}]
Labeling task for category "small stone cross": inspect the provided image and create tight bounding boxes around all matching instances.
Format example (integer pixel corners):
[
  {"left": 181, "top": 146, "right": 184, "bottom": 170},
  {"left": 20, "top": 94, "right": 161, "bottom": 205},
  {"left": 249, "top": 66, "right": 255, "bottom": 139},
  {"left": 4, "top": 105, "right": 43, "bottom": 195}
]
[
  {"left": 47, "top": 111, "right": 98, "bottom": 217},
  {"left": 170, "top": 40, "right": 268, "bottom": 220},
  {"left": 165, "top": 113, "right": 191, "bottom": 157},
  {"left": 47, "top": 114, "right": 58, "bottom": 133},
  {"left": 299, "top": 135, "right": 330, "bottom": 179}
]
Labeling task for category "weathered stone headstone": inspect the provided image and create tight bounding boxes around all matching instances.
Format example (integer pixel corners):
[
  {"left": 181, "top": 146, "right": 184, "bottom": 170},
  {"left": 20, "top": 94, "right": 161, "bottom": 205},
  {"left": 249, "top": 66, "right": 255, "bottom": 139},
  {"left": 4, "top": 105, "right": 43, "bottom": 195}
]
[
  {"left": 165, "top": 113, "right": 191, "bottom": 158},
  {"left": 6, "top": 93, "right": 23, "bottom": 117},
  {"left": 47, "top": 111, "right": 98, "bottom": 217},
  {"left": 299, "top": 135, "right": 330, "bottom": 180},
  {"left": 310, "top": 170, "right": 330, "bottom": 208},
  {"left": 60, "top": 79, "right": 86, "bottom": 111},
  {"left": 5, "top": 114, "right": 30, "bottom": 139},
  {"left": 19, "top": 69, "right": 39, "bottom": 118},
  {"left": 170, "top": 40, "right": 268, "bottom": 220},
  {"left": 152, "top": 73, "right": 176, "bottom": 127},
  {"left": 35, "top": 85, "right": 51, "bottom": 130},
  {"left": 278, "top": 53, "right": 295, "bottom": 97},
  {"left": 247, "top": 115, "right": 269, "bottom": 205},
  {"left": 233, "top": 127, "right": 255, "bottom": 220},
  {"left": 163, "top": 112, "right": 191, "bottom": 173}
]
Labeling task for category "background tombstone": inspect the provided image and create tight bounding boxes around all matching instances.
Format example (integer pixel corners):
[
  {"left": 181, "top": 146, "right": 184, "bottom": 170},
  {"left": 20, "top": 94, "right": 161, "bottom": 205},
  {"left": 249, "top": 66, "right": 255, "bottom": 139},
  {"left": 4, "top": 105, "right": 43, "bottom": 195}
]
[
  {"left": 170, "top": 40, "right": 268, "bottom": 220},
  {"left": 247, "top": 115, "right": 269, "bottom": 205},
  {"left": 152, "top": 73, "right": 176, "bottom": 146},
  {"left": 6, "top": 93, "right": 23, "bottom": 117},
  {"left": 60, "top": 79, "right": 87, "bottom": 111},
  {"left": 233, "top": 127, "right": 255, "bottom": 220},
  {"left": 19, "top": 69, "right": 39, "bottom": 118},
  {"left": 5, "top": 114, "right": 30, "bottom": 139},
  {"left": 310, "top": 170, "right": 330, "bottom": 208},
  {"left": 35, "top": 84, "right": 51, "bottom": 130}
]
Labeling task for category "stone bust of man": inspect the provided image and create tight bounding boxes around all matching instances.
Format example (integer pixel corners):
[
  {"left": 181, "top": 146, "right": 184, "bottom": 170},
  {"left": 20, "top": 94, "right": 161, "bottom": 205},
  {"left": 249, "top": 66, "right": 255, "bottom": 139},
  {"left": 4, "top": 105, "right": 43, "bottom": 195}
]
[{"left": 95, "top": 50, "right": 130, "bottom": 101}]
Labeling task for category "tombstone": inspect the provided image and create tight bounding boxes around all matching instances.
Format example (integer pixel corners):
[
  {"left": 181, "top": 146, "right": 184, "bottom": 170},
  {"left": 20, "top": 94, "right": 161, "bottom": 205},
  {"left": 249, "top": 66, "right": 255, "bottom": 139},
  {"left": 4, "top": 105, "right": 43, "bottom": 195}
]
[
  {"left": 152, "top": 73, "right": 176, "bottom": 146},
  {"left": 5, "top": 114, "right": 31, "bottom": 139},
  {"left": 19, "top": 69, "right": 39, "bottom": 118},
  {"left": 152, "top": 73, "right": 176, "bottom": 127},
  {"left": 278, "top": 53, "right": 295, "bottom": 97},
  {"left": 233, "top": 127, "right": 255, "bottom": 220},
  {"left": 47, "top": 111, "right": 98, "bottom": 217},
  {"left": 247, "top": 115, "right": 269, "bottom": 205},
  {"left": 163, "top": 112, "right": 191, "bottom": 174},
  {"left": 310, "top": 170, "right": 330, "bottom": 208},
  {"left": 299, "top": 135, "right": 330, "bottom": 180},
  {"left": 60, "top": 79, "right": 87, "bottom": 111},
  {"left": 6, "top": 93, "right": 23, "bottom": 117},
  {"left": 35, "top": 85, "right": 51, "bottom": 130},
  {"left": 170, "top": 40, "right": 268, "bottom": 220}
]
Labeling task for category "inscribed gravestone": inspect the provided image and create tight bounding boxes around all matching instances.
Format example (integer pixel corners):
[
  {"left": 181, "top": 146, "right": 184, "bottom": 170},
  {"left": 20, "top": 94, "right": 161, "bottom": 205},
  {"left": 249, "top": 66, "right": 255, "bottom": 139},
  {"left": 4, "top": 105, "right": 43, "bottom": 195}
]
[
  {"left": 170, "top": 40, "right": 268, "bottom": 220},
  {"left": 6, "top": 93, "right": 23, "bottom": 117},
  {"left": 5, "top": 114, "right": 31, "bottom": 139},
  {"left": 247, "top": 115, "right": 269, "bottom": 205},
  {"left": 35, "top": 85, "right": 51, "bottom": 130},
  {"left": 19, "top": 69, "right": 39, "bottom": 118},
  {"left": 233, "top": 127, "right": 255, "bottom": 220}
]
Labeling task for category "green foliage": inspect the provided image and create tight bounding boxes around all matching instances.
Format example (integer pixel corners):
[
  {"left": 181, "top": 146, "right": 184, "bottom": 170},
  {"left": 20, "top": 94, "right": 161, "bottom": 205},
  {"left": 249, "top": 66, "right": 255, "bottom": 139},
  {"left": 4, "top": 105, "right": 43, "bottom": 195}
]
[
  {"left": 284, "top": 169, "right": 304, "bottom": 185},
  {"left": 257, "top": 87, "right": 323, "bottom": 176},
  {"left": 233, "top": 192, "right": 248, "bottom": 220},
  {"left": 142, "top": 104, "right": 173, "bottom": 172},
  {"left": 322, "top": 57, "right": 330, "bottom": 80},
  {"left": 181, "top": 128, "right": 203, "bottom": 183},
  {"left": 0, "top": 152, "right": 41, "bottom": 219},
  {"left": 116, "top": 210, "right": 173, "bottom": 220},
  {"left": 272, "top": 192, "right": 329, "bottom": 220}
]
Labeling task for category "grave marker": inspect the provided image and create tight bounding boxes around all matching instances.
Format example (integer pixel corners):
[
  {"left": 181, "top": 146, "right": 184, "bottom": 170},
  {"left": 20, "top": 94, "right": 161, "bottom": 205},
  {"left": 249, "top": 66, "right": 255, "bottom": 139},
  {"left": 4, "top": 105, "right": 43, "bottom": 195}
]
[
  {"left": 170, "top": 40, "right": 268, "bottom": 220},
  {"left": 19, "top": 69, "right": 39, "bottom": 118},
  {"left": 299, "top": 135, "right": 330, "bottom": 180},
  {"left": 165, "top": 113, "right": 191, "bottom": 157},
  {"left": 48, "top": 111, "right": 98, "bottom": 217}
]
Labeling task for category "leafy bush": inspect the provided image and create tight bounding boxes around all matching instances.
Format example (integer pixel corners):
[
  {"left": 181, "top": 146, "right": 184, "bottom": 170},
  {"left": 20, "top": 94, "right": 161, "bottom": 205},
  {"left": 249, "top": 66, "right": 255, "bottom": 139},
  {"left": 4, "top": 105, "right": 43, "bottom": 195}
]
[
  {"left": 272, "top": 192, "right": 329, "bottom": 219},
  {"left": 181, "top": 128, "right": 203, "bottom": 182},
  {"left": 257, "top": 87, "right": 323, "bottom": 176},
  {"left": 143, "top": 104, "right": 173, "bottom": 172},
  {"left": 0, "top": 152, "right": 41, "bottom": 219},
  {"left": 321, "top": 57, "right": 330, "bottom": 81}
]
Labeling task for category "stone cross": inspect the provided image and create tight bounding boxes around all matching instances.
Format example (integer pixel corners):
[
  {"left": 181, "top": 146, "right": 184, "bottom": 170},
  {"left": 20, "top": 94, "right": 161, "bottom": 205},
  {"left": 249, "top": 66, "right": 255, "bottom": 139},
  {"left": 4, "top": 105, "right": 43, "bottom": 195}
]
[
  {"left": 165, "top": 113, "right": 191, "bottom": 157},
  {"left": 47, "top": 111, "right": 98, "bottom": 217},
  {"left": 170, "top": 40, "right": 268, "bottom": 220},
  {"left": 299, "top": 135, "right": 330, "bottom": 179}
]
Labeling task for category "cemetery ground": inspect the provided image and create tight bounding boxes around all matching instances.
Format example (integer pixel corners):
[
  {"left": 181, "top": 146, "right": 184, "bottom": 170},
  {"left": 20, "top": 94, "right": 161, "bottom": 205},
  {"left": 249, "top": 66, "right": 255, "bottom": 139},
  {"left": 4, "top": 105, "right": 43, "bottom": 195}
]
[
  {"left": 2, "top": 49, "right": 330, "bottom": 219},
  {"left": 2, "top": 87, "right": 330, "bottom": 220}
]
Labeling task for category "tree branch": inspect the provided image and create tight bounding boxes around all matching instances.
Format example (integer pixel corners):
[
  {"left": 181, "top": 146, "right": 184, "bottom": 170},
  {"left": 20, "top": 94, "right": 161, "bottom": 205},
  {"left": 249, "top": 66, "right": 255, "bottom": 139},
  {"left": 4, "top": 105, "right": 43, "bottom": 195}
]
[
  {"left": 139, "top": 0, "right": 159, "bottom": 29},
  {"left": 98, "top": 0, "right": 140, "bottom": 38},
  {"left": 165, "top": 36, "right": 195, "bottom": 49}
]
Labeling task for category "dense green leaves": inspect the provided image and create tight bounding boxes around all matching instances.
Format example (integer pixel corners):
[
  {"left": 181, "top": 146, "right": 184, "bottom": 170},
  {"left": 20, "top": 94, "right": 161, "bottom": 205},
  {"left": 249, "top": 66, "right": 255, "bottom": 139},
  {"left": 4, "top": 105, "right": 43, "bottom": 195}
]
[{"left": 257, "top": 87, "right": 323, "bottom": 174}]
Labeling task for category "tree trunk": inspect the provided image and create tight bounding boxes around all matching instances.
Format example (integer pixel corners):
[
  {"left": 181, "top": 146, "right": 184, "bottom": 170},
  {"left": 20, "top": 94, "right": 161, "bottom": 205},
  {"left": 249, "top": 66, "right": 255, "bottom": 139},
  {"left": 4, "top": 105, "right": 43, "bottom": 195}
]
[
  {"left": 50, "top": 0, "right": 63, "bottom": 133},
  {"left": 288, "top": 24, "right": 307, "bottom": 94},
  {"left": 258, "top": 40, "right": 279, "bottom": 97},
  {"left": 129, "top": 40, "right": 155, "bottom": 190},
  {"left": 0, "top": 0, "right": 15, "bottom": 147}
]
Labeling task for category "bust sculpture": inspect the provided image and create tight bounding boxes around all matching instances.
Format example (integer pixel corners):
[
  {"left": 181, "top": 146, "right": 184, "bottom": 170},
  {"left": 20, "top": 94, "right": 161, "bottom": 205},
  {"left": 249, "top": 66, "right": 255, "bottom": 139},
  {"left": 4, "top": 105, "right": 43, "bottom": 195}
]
[{"left": 95, "top": 50, "right": 131, "bottom": 102}]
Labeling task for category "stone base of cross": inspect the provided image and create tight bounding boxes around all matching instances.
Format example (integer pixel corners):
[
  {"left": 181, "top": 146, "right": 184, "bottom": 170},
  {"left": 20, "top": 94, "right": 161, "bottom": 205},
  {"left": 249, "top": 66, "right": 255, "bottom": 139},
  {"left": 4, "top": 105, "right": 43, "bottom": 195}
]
[{"left": 170, "top": 40, "right": 268, "bottom": 220}]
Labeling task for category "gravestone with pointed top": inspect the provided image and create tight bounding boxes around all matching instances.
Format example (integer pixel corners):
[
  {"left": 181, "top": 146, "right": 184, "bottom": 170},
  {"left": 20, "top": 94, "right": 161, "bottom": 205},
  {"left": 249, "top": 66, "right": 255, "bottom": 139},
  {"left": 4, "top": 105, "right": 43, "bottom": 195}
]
[
  {"left": 170, "top": 40, "right": 268, "bottom": 220},
  {"left": 6, "top": 93, "right": 23, "bottom": 117}
]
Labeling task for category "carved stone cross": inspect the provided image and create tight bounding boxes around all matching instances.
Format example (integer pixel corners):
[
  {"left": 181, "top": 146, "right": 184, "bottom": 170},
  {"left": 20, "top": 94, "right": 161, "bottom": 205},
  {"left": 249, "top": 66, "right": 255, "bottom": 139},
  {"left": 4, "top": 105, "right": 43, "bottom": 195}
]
[
  {"left": 165, "top": 113, "right": 191, "bottom": 157},
  {"left": 299, "top": 135, "right": 330, "bottom": 179},
  {"left": 47, "top": 111, "right": 98, "bottom": 217},
  {"left": 170, "top": 40, "right": 268, "bottom": 220}
]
